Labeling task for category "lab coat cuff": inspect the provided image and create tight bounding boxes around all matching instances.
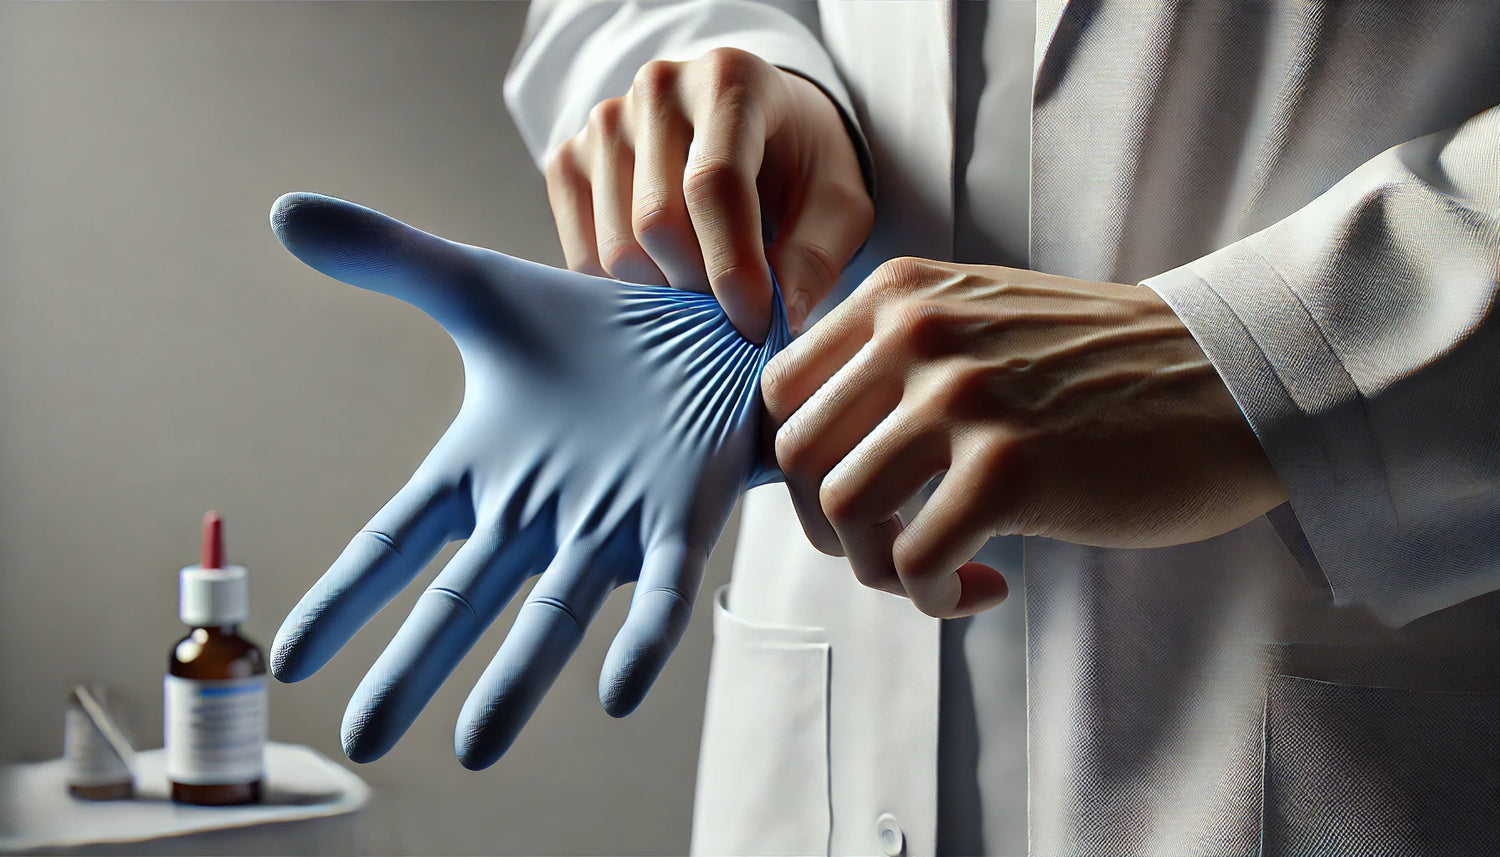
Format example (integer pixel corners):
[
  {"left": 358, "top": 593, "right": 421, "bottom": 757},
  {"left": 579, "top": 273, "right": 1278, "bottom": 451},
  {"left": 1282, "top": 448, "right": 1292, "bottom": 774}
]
[{"left": 1143, "top": 250, "right": 1407, "bottom": 620}]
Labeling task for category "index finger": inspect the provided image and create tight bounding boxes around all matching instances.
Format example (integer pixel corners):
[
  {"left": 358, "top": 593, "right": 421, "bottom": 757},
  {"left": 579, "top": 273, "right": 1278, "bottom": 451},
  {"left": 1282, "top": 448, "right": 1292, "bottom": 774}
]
[
  {"left": 759, "top": 284, "right": 876, "bottom": 427},
  {"left": 682, "top": 71, "right": 773, "bottom": 343}
]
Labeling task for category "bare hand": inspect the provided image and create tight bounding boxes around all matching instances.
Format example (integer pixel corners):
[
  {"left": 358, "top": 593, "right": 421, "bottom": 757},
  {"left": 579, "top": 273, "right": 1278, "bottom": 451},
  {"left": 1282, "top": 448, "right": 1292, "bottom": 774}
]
[
  {"left": 761, "top": 258, "right": 1289, "bottom": 618},
  {"left": 546, "top": 47, "right": 873, "bottom": 342}
]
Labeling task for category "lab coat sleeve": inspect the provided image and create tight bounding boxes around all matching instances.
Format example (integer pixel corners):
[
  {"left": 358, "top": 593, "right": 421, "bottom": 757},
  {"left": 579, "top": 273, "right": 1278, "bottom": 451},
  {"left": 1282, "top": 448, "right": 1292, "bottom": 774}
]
[
  {"left": 1143, "top": 104, "right": 1500, "bottom": 627},
  {"left": 503, "top": 0, "right": 872, "bottom": 194}
]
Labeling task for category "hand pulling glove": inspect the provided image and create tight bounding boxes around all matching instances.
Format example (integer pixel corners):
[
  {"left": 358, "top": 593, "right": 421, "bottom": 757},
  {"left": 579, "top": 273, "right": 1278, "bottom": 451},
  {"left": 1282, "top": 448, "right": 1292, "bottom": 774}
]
[{"left": 267, "top": 192, "right": 789, "bottom": 768}]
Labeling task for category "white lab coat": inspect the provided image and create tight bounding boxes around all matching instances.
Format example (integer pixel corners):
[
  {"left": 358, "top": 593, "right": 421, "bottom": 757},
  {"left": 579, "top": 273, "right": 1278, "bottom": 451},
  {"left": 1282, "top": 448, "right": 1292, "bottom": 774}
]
[{"left": 506, "top": 2, "right": 1500, "bottom": 854}]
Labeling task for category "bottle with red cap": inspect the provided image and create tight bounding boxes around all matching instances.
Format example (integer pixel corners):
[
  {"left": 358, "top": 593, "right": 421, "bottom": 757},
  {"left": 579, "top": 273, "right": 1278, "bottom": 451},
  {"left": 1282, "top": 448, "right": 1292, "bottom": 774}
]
[{"left": 165, "top": 511, "right": 268, "bottom": 805}]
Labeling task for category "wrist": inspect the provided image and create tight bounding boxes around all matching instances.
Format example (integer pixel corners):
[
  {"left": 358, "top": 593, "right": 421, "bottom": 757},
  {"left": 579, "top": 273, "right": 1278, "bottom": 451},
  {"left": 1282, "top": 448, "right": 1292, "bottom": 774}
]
[{"left": 773, "top": 65, "right": 876, "bottom": 202}]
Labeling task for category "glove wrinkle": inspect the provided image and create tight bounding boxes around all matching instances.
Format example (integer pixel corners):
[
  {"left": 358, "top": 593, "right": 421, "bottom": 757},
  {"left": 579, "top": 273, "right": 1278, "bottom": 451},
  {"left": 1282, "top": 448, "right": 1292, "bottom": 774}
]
[
  {"left": 360, "top": 529, "right": 405, "bottom": 559},
  {"left": 268, "top": 192, "right": 792, "bottom": 766},
  {"left": 425, "top": 586, "right": 482, "bottom": 625}
]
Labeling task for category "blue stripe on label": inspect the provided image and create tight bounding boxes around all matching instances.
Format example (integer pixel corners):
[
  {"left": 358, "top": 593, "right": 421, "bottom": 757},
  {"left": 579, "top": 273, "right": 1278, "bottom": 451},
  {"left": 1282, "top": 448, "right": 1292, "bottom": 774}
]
[{"left": 198, "top": 682, "right": 265, "bottom": 698}]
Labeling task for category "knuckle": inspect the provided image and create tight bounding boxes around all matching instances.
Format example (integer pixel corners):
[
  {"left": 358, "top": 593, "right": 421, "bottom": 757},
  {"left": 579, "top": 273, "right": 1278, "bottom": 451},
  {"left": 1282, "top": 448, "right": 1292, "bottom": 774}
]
[
  {"left": 870, "top": 256, "right": 923, "bottom": 292},
  {"left": 695, "top": 47, "right": 765, "bottom": 97},
  {"left": 543, "top": 142, "right": 584, "bottom": 187},
  {"left": 632, "top": 194, "right": 689, "bottom": 245},
  {"left": 682, "top": 158, "right": 747, "bottom": 208},
  {"left": 587, "top": 97, "right": 626, "bottom": 139},
  {"left": 798, "top": 240, "right": 844, "bottom": 289},
  {"left": 773, "top": 423, "right": 815, "bottom": 479},
  {"left": 818, "top": 476, "right": 859, "bottom": 527},
  {"left": 848, "top": 560, "right": 893, "bottom": 592},
  {"left": 879, "top": 302, "right": 948, "bottom": 357},
  {"left": 599, "top": 239, "right": 650, "bottom": 275},
  {"left": 759, "top": 357, "right": 793, "bottom": 421},
  {"left": 941, "top": 362, "right": 993, "bottom": 409},
  {"left": 892, "top": 537, "right": 945, "bottom": 589},
  {"left": 631, "top": 59, "right": 680, "bottom": 102},
  {"left": 704, "top": 260, "right": 764, "bottom": 294}
]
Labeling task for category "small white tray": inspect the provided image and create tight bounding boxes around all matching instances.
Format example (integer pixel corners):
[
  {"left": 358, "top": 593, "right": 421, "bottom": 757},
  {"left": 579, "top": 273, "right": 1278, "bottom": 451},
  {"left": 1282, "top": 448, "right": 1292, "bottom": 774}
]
[{"left": 0, "top": 742, "right": 370, "bottom": 854}]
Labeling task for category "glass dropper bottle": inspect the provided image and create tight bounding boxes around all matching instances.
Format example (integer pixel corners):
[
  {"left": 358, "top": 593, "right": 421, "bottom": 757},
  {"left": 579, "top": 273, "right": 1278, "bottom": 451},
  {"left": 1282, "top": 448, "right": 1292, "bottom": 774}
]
[{"left": 165, "top": 511, "right": 268, "bottom": 805}]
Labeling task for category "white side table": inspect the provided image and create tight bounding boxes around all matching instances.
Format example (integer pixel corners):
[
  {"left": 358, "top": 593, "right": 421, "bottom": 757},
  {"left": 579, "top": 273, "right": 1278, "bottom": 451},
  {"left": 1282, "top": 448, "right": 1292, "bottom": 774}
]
[{"left": 0, "top": 742, "right": 370, "bottom": 855}]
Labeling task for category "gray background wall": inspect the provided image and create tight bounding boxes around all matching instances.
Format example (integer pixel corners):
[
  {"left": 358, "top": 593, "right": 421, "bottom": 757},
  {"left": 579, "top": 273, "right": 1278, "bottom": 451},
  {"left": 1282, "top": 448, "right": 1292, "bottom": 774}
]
[{"left": 0, "top": 3, "right": 736, "bottom": 853}]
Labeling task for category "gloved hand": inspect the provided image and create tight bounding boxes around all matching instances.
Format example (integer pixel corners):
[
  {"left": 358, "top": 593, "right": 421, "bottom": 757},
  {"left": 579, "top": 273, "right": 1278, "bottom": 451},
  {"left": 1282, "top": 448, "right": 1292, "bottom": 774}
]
[{"left": 267, "top": 192, "right": 789, "bottom": 769}]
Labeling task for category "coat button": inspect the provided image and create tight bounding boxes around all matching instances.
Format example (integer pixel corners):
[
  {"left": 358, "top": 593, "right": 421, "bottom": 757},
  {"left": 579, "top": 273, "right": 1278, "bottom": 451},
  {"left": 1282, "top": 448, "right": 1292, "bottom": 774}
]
[{"left": 876, "top": 813, "right": 905, "bottom": 856}]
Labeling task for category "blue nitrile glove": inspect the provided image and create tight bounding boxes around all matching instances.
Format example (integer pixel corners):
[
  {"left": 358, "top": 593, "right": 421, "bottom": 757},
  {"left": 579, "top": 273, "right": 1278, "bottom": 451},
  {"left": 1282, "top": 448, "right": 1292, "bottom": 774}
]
[{"left": 267, "top": 192, "right": 789, "bottom": 769}]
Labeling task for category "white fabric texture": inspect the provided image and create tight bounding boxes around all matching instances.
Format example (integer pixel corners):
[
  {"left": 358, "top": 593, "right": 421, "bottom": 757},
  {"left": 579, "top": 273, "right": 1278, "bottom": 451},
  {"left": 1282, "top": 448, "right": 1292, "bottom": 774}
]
[
  {"left": 503, "top": 0, "right": 866, "bottom": 177},
  {"left": 940, "top": 1, "right": 1036, "bottom": 853},
  {"left": 506, "top": 2, "right": 1500, "bottom": 855},
  {"left": 1028, "top": 3, "right": 1500, "bottom": 854}
]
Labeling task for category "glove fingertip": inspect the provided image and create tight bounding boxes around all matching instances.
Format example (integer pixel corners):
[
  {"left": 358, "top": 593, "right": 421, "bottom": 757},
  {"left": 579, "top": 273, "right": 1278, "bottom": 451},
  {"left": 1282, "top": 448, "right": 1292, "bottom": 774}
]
[
  {"left": 269, "top": 191, "right": 344, "bottom": 250},
  {"left": 453, "top": 718, "right": 508, "bottom": 771},
  {"left": 268, "top": 620, "right": 314, "bottom": 683},
  {"left": 597, "top": 626, "right": 655, "bottom": 718},
  {"left": 340, "top": 703, "right": 397, "bottom": 765},
  {"left": 453, "top": 738, "right": 501, "bottom": 768},
  {"left": 598, "top": 587, "right": 693, "bottom": 717},
  {"left": 269, "top": 190, "right": 320, "bottom": 224},
  {"left": 341, "top": 738, "right": 386, "bottom": 766},
  {"left": 267, "top": 642, "right": 298, "bottom": 683},
  {"left": 598, "top": 662, "right": 651, "bottom": 719}
]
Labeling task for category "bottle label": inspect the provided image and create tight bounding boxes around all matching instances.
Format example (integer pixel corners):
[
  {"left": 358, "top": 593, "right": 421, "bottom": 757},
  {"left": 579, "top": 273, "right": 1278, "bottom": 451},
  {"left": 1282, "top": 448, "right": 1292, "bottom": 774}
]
[
  {"left": 64, "top": 706, "right": 132, "bottom": 787},
  {"left": 164, "top": 674, "right": 267, "bottom": 785}
]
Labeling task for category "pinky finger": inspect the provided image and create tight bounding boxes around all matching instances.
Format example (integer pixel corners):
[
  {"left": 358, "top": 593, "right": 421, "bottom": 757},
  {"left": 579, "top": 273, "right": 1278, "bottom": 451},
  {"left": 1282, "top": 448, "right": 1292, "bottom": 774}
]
[
  {"left": 544, "top": 139, "right": 606, "bottom": 276},
  {"left": 894, "top": 465, "right": 1009, "bottom": 618}
]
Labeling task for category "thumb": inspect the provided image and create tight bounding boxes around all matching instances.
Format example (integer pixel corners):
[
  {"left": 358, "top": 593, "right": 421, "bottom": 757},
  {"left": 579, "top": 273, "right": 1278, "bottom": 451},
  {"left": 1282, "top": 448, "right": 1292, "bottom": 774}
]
[
  {"left": 765, "top": 181, "right": 873, "bottom": 334},
  {"left": 270, "top": 192, "right": 485, "bottom": 322}
]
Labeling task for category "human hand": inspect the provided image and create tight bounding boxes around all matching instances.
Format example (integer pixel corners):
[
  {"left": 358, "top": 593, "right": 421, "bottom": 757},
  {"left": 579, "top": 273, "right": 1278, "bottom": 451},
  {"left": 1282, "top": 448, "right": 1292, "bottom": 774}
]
[
  {"left": 268, "top": 192, "right": 788, "bottom": 768},
  {"left": 546, "top": 47, "right": 873, "bottom": 342},
  {"left": 761, "top": 258, "right": 1289, "bottom": 618}
]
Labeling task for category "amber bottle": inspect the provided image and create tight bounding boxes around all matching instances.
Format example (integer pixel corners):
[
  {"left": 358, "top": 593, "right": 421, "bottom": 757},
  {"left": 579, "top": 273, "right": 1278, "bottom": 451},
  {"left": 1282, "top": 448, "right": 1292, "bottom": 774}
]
[{"left": 165, "top": 512, "right": 268, "bottom": 805}]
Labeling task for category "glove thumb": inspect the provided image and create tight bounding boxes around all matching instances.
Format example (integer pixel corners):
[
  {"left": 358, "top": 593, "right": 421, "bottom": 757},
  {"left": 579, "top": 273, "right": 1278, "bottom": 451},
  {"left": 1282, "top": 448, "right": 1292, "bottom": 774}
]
[{"left": 270, "top": 192, "right": 484, "bottom": 325}]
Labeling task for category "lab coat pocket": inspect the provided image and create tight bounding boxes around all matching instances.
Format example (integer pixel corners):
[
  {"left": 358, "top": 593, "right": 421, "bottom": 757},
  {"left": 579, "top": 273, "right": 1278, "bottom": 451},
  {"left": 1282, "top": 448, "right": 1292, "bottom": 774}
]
[
  {"left": 1262, "top": 673, "right": 1500, "bottom": 857},
  {"left": 690, "top": 584, "right": 831, "bottom": 857}
]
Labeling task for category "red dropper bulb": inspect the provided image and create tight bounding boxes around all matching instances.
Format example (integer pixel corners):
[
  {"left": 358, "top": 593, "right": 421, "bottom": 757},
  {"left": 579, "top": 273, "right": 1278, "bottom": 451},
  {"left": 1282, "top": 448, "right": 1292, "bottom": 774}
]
[{"left": 201, "top": 511, "right": 224, "bottom": 570}]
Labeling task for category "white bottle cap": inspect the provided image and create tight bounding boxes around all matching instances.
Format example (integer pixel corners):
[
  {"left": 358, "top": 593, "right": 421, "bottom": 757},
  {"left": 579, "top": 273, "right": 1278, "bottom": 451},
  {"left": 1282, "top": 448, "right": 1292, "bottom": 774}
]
[{"left": 179, "top": 564, "right": 249, "bottom": 626}]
